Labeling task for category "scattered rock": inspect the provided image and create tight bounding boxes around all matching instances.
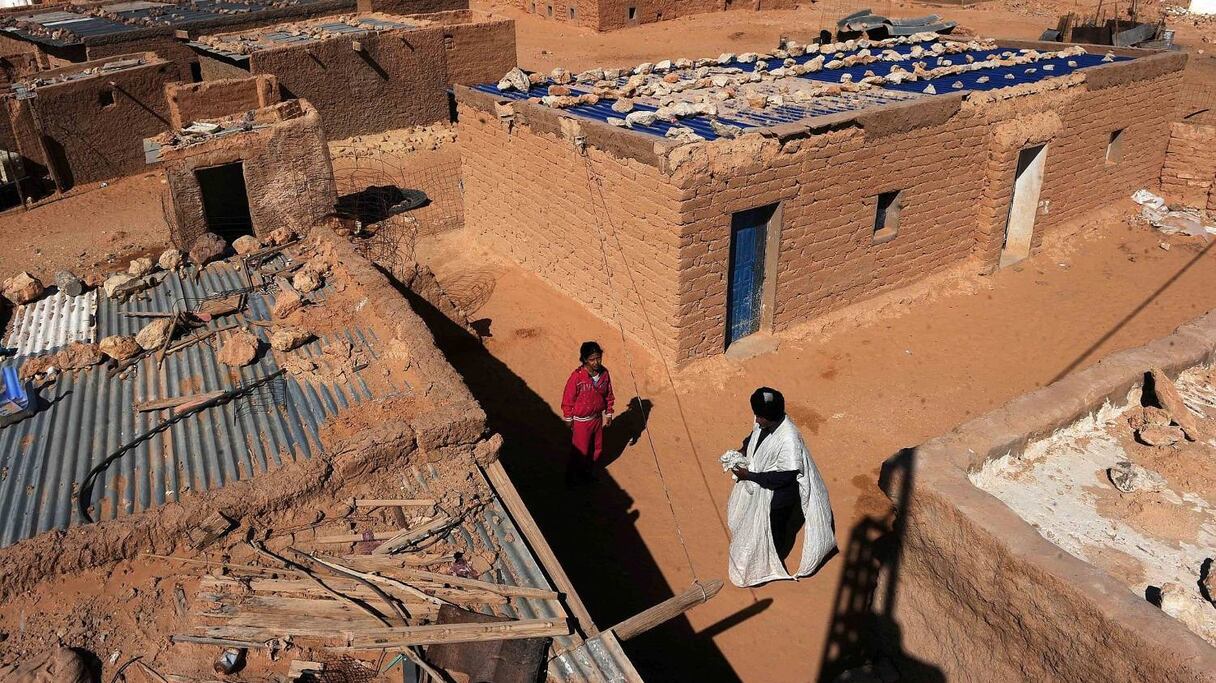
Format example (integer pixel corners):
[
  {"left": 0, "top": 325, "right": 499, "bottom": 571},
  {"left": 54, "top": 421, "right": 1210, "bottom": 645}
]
[
  {"left": 217, "top": 330, "right": 260, "bottom": 367},
  {"left": 292, "top": 269, "right": 321, "bottom": 293},
  {"left": 2, "top": 272, "right": 45, "bottom": 305},
  {"left": 1127, "top": 406, "right": 1171, "bottom": 431},
  {"left": 19, "top": 355, "right": 57, "bottom": 382},
  {"left": 611, "top": 98, "right": 635, "bottom": 113},
  {"left": 232, "top": 235, "right": 261, "bottom": 255},
  {"left": 1159, "top": 582, "right": 1216, "bottom": 647},
  {"left": 54, "top": 271, "right": 84, "bottom": 297},
  {"left": 269, "top": 325, "right": 312, "bottom": 352},
  {"left": 158, "top": 248, "right": 184, "bottom": 271},
  {"left": 189, "top": 232, "right": 227, "bottom": 267},
  {"left": 1202, "top": 558, "right": 1215, "bottom": 606},
  {"left": 136, "top": 318, "right": 175, "bottom": 351},
  {"left": 99, "top": 335, "right": 141, "bottom": 360},
  {"left": 1148, "top": 368, "right": 1200, "bottom": 440},
  {"left": 1107, "top": 460, "right": 1167, "bottom": 493},
  {"left": 82, "top": 271, "right": 105, "bottom": 289},
  {"left": 57, "top": 342, "right": 102, "bottom": 370},
  {"left": 1137, "top": 425, "right": 1185, "bottom": 447},
  {"left": 128, "top": 257, "right": 155, "bottom": 277},
  {"left": 195, "top": 294, "right": 243, "bottom": 318},
  {"left": 102, "top": 273, "right": 149, "bottom": 300},
  {"left": 496, "top": 66, "right": 531, "bottom": 92},
  {"left": 272, "top": 287, "right": 305, "bottom": 319},
  {"left": 0, "top": 646, "right": 93, "bottom": 683},
  {"left": 264, "top": 228, "right": 295, "bottom": 247}
]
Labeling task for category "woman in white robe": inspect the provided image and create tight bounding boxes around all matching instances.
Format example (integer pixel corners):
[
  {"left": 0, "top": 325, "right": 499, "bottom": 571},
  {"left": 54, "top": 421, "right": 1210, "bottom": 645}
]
[{"left": 726, "top": 387, "right": 836, "bottom": 587}]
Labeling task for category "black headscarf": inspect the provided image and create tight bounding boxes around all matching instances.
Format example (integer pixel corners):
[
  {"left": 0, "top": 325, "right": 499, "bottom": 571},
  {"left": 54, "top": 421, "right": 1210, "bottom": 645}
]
[{"left": 750, "top": 387, "right": 785, "bottom": 421}]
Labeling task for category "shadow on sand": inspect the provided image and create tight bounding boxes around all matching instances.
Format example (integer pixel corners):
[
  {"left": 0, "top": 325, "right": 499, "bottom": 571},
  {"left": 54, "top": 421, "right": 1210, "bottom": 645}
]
[
  {"left": 816, "top": 448, "right": 945, "bottom": 682},
  {"left": 394, "top": 276, "right": 759, "bottom": 681}
]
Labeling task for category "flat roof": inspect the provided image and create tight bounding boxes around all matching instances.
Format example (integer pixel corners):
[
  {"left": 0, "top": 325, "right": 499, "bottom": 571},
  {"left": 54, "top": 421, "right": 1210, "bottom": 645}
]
[
  {"left": 1, "top": 0, "right": 352, "bottom": 47},
  {"left": 188, "top": 12, "right": 420, "bottom": 61},
  {"left": 8, "top": 54, "right": 157, "bottom": 98},
  {"left": 471, "top": 35, "right": 1134, "bottom": 142}
]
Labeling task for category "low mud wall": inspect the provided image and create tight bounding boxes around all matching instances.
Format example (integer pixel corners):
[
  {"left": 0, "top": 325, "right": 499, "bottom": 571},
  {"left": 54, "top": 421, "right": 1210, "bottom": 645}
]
[{"left": 883, "top": 311, "right": 1216, "bottom": 681}]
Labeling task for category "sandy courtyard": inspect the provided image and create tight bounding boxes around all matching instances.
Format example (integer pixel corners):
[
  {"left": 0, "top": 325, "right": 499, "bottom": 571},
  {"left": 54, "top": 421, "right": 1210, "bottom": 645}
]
[{"left": 418, "top": 206, "right": 1216, "bottom": 681}]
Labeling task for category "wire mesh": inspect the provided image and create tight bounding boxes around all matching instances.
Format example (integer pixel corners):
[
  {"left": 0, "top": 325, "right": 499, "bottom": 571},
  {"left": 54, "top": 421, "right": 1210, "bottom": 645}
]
[{"left": 232, "top": 372, "right": 287, "bottom": 418}]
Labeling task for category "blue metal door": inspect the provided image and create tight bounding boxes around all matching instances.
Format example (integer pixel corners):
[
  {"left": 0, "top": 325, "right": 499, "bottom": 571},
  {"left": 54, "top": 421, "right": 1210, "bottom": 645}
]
[{"left": 726, "top": 206, "right": 772, "bottom": 347}]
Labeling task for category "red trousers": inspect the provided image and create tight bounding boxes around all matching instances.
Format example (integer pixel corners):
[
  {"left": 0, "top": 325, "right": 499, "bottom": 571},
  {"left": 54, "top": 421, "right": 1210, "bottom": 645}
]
[{"left": 570, "top": 417, "right": 604, "bottom": 465}]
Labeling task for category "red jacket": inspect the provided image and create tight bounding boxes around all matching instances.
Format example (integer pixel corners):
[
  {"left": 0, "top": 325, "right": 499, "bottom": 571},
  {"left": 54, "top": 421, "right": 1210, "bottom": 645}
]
[{"left": 562, "top": 366, "right": 615, "bottom": 421}]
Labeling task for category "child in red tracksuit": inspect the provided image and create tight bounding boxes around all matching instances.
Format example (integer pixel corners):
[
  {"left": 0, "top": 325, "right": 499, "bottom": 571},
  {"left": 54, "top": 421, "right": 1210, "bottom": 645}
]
[{"left": 561, "top": 341, "right": 614, "bottom": 483}]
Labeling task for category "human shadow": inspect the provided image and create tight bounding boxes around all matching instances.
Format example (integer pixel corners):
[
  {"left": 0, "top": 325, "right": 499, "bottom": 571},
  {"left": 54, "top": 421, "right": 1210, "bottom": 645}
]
[
  {"left": 383, "top": 270, "right": 744, "bottom": 681},
  {"left": 816, "top": 448, "right": 945, "bottom": 683},
  {"left": 600, "top": 396, "right": 650, "bottom": 468}
]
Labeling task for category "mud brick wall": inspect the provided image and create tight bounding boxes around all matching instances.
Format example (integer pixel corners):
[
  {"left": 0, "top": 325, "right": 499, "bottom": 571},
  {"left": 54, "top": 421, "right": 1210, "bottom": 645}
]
[
  {"left": 85, "top": 35, "right": 200, "bottom": 78},
  {"left": 0, "top": 51, "right": 46, "bottom": 84},
  {"left": 973, "top": 68, "right": 1184, "bottom": 264},
  {"left": 882, "top": 310, "right": 1216, "bottom": 680},
  {"left": 161, "top": 100, "right": 337, "bottom": 243},
  {"left": 358, "top": 0, "right": 468, "bottom": 13},
  {"left": 1161, "top": 122, "right": 1216, "bottom": 211},
  {"left": 513, "top": 0, "right": 795, "bottom": 31},
  {"left": 196, "top": 53, "right": 254, "bottom": 82},
  {"left": 457, "top": 100, "right": 685, "bottom": 360},
  {"left": 669, "top": 106, "right": 988, "bottom": 360},
  {"left": 165, "top": 75, "right": 280, "bottom": 129},
  {"left": 15, "top": 53, "right": 178, "bottom": 190},
  {"left": 415, "top": 10, "right": 516, "bottom": 86},
  {"left": 247, "top": 26, "right": 449, "bottom": 140}
]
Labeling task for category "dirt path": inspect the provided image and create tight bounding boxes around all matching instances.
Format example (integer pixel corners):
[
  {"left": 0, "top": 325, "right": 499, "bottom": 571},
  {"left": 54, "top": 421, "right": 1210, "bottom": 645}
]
[{"left": 417, "top": 209, "right": 1216, "bottom": 681}]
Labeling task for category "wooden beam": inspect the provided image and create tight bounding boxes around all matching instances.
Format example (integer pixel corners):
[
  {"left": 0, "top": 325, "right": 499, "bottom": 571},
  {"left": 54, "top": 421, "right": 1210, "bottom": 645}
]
[
  {"left": 606, "top": 579, "right": 723, "bottom": 641},
  {"left": 314, "top": 530, "right": 399, "bottom": 544},
  {"left": 329, "top": 556, "right": 558, "bottom": 600},
  {"left": 353, "top": 498, "right": 435, "bottom": 508},
  {"left": 373, "top": 516, "right": 452, "bottom": 554},
  {"left": 484, "top": 461, "right": 599, "bottom": 637},
  {"left": 334, "top": 618, "right": 571, "bottom": 649}
]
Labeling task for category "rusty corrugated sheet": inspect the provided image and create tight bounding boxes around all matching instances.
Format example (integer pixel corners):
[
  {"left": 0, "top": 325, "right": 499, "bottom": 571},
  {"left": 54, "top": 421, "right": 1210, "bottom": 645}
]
[{"left": 0, "top": 262, "right": 393, "bottom": 547}]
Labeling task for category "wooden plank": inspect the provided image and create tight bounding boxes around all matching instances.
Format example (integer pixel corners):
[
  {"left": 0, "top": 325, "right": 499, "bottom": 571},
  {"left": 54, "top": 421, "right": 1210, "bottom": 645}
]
[
  {"left": 373, "top": 516, "right": 452, "bottom": 555},
  {"left": 336, "top": 553, "right": 454, "bottom": 567},
  {"left": 313, "top": 530, "right": 400, "bottom": 544},
  {"left": 353, "top": 498, "right": 435, "bottom": 508},
  {"left": 200, "top": 575, "right": 505, "bottom": 608},
  {"left": 484, "top": 461, "right": 599, "bottom": 637},
  {"left": 326, "top": 555, "right": 558, "bottom": 600},
  {"left": 607, "top": 579, "right": 723, "bottom": 641},
  {"left": 335, "top": 618, "right": 572, "bottom": 649}
]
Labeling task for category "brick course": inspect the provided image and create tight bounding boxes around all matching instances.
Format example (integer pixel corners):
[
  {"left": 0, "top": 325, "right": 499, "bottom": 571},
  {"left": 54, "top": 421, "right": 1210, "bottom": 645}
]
[{"left": 1160, "top": 121, "right": 1216, "bottom": 211}]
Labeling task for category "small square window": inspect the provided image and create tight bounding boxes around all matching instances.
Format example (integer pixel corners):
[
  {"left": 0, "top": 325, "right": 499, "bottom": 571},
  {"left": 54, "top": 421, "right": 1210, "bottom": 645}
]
[
  {"left": 873, "top": 190, "right": 902, "bottom": 243},
  {"left": 99, "top": 88, "right": 115, "bottom": 107},
  {"left": 569, "top": 6, "right": 575, "bottom": 18},
  {"left": 546, "top": 4, "right": 553, "bottom": 16},
  {"left": 1107, "top": 128, "right": 1125, "bottom": 164},
  {"left": 627, "top": 6, "right": 636, "bottom": 19}
]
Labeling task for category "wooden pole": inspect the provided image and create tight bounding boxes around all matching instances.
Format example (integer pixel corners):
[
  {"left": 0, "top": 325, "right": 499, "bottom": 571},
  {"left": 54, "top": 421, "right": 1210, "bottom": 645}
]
[
  {"left": 331, "top": 618, "right": 572, "bottom": 650},
  {"left": 483, "top": 461, "right": 599, "bottom": 638},
  {"left": 606, "top": 579, "right": 724, "bottom": 642}
]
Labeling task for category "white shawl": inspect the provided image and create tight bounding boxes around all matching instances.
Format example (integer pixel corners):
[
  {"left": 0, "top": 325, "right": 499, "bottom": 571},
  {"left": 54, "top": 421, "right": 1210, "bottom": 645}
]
[{"left": 726, "top": 417, "right": 836, "bottom": 587}]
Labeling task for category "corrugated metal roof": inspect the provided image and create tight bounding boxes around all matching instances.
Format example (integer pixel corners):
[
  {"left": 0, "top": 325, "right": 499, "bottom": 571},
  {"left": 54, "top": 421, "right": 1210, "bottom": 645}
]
[
  {"left": 404, "top": 464, "right": 640, "bottom": 682},
  {"left": 0, "top": 261, "right": 401, "bottom": 547},
  {"left": 471, "top": 38, "right": 1131, "bottom": 140},
  {"left": 4, "top": 289, "right": 97, "bottom": 356}
]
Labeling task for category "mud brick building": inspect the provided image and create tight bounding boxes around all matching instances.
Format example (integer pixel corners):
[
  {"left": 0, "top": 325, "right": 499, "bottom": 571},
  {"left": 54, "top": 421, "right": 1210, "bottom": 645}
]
[
  {"left": 0, "top": 0, "right": 358, "bottom": 74},
  {"left": 188, "top": 10, "right": 515, "bottom": 139},
  {"left": 152, "top": 98, "right": 337, "bottom": 245},
  {"left": 513, "top": 0, "right": 796, "bottom": 32},
  {"left": 1, "top": 52, "right": 179, "bottom": 192},
  {"left": 457, "top": 37, "right": 1186, "bottom": 364}
]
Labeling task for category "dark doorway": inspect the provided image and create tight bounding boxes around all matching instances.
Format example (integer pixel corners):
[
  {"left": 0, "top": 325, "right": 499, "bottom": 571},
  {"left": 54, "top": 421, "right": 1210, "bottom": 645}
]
[{"left": 196, "top": 162, "right": 254, "bottom": 241}]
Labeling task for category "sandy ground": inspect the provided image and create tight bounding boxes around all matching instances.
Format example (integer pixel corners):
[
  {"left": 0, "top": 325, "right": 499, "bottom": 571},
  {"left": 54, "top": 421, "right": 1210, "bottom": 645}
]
[
  {"left": 0, "top": 173, "right": 169, "bottom": 281},
  {"left": 417, "top": 207, "right": 1216, "bottom": 681}
]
